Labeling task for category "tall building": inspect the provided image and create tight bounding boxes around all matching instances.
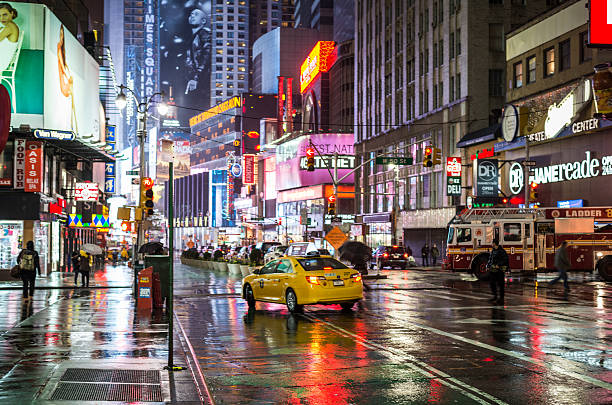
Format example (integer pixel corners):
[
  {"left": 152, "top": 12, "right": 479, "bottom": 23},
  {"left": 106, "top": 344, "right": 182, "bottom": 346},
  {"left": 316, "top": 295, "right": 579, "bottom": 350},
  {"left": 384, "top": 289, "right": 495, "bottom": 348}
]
[
  {"left": 293, "top": 0, "right": 333, "bottom": 38},
  {"left": 210, "top": 2, "right": 250, "bottom": 106},
  {"left": 354, "top": 0, "right": 558, "bottom": 250},
  {"left": 248, "top": 0, "right": 295, "bottom": 92}
]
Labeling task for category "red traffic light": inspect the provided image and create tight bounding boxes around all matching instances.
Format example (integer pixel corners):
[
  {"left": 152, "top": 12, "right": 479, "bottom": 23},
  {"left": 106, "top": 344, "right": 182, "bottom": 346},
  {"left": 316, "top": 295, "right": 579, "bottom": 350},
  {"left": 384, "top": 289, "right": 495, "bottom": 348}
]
[
  {"left": 530, "top": 182, "right": 538, "bottom": 189},
  {"left": 425, "top": 147, "right": 433, "bottom": 155},
  {"left": 502, "top": 198, "right": 508, "bottom": 204},
  {"left": 306, "top": 147, "right": 315, "bottom": 158},
  {"left": 328, "top": 194, "right": 337, "bottom": 203},
  {"left": 142, "top": 177, "right": 154, "bottom": 190}
]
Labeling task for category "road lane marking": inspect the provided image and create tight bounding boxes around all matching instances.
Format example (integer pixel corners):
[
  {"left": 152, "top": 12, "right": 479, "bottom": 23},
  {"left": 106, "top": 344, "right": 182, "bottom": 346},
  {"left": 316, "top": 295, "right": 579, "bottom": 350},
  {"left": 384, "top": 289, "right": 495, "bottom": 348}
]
[
  {"left": 302, "top": 311, "right": 508, "bottom": 405},
  {"left": 384, "top": 313, "right": 612, "bottom": 392}
]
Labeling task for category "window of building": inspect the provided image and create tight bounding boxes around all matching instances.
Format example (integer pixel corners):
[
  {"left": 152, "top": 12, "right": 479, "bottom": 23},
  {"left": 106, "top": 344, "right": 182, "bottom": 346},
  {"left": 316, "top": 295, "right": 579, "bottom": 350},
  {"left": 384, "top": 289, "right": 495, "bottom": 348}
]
[
  {"left": 433, "top": 43, "right": 438, "bottom": 67},
  {"left": 489, "top": 69, "right": 503, "bottom": 96},
  {"left": 559, "top": 39, "right": 570, "bottom": 71},
  {"left": 438, "top": 40, "right": 443, "bottom": 66},
  {"left": 424, "top": 48, "right": 429, "bottom": 73},
  {"left": 544, "top": 47, "right": 555, "bottom": 77},
  {"left": 489, "top": 23, "right": 504, "bottom": 52},
  {"left": 527, "top": 56, "right": 536, "bottom": 84},
  {"left": 433, "top": 84, "right": 438, "bottom": 108},
  {"left": 513, "top": 61, "right": 523, "bottom": 88},
  {"left": 580, "top": 31, "right": 592, "bottom": 63},
  {"left": 455, "top": 73, "right": 460, "bottom": 98},
  {"left": 439, "top": 0, "right": 444, "bottom": 21},
  {"left": 456, "top": 29, "right": 461, "bottom": 55},
  {"left": 450, "top": 75, "right": 455, "bottom": 101},
  {"left": 449, "top": 32, "right": 455, "bottom": 59},
  {"left": 439, "top": 81, "right": 444, "bottom": 106}
]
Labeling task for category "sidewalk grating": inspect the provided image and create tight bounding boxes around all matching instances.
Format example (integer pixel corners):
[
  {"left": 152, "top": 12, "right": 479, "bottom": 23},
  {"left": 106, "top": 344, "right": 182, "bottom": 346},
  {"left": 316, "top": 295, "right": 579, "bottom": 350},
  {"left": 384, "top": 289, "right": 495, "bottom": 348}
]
[
  {"left": 59, "top": 368, "right": 161, "bottom": 384},
  {"left": 50, "top": 381, "right": 163, "bottom": 402}
]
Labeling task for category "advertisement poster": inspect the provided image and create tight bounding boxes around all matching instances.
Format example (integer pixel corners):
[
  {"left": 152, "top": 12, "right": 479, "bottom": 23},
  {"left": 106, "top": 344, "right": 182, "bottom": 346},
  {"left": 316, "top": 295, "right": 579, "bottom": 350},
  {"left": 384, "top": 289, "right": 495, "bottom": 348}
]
[
  {"left": 160, "top": 0, "right": 212, "bottom": 128},
  {"left": 24, "top": 140, "right": 43, "bottom": 192},
  {"left": 44, "top": 8, "right": 100, "bottom": 140},
  {"left": 276, "top": 134, "right": 355, "bottom": 191}
]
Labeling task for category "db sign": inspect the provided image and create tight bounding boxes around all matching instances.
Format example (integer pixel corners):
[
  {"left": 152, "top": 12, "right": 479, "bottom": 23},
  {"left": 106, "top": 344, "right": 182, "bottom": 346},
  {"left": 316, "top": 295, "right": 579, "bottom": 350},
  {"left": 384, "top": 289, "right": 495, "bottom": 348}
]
[
  {"left": 475, "top": 159, "right": 498, "bottom": 197},
  {"left": 589, "top": 1, "right": 612, "bottom": 47}
]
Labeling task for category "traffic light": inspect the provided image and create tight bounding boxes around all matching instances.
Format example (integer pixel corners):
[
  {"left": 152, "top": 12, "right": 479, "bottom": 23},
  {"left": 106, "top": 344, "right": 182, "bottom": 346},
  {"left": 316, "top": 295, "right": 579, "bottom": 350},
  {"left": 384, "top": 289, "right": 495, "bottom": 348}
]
[
  {"left": 423, "top": 146, "right": 433, "bottom": 167},
  {"left": 327, "top": 194, "right": 337, "bottom": 216},
  {"left": 432, "top": 147, "right": 442, "bottom": 166},
  {"left": 529, "top": 182, "right": 539, "bottom": 202},
  {"left": 306, "top": 147, "right": 315, "bottom": 172},
  {"left": 140, "top": 177, "right": 155, "bottom": 217}
]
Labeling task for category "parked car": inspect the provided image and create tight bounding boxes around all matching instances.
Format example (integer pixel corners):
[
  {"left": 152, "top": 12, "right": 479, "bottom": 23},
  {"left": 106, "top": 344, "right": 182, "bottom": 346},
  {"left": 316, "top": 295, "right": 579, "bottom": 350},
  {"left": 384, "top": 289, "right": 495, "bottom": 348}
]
[
  {"left": 255, "top": 241, "right": 281, "bottom": 254},
  {"left": 226, "top": 245, "right": 242, "bottom": 260},
  {"left": 264, "top": 245, "right": 288, "bottom": 263},
  {"left": 372, "top": 245, "right": 411, "bottom": 269}
]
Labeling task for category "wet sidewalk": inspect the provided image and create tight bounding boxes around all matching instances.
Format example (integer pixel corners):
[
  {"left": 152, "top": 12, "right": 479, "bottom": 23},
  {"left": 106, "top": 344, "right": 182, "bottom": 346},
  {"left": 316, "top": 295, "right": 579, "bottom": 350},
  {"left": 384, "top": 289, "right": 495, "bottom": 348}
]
[{"left": 0, "top": 264, "right": 202, "bottom": 404}]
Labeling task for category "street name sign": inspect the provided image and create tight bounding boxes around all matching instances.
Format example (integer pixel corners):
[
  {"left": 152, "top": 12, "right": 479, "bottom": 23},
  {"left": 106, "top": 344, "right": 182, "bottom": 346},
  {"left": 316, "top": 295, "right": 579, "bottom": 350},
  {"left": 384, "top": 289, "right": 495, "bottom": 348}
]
[{"left": 375, "top": 156, "right": 413, "bottom": 165}]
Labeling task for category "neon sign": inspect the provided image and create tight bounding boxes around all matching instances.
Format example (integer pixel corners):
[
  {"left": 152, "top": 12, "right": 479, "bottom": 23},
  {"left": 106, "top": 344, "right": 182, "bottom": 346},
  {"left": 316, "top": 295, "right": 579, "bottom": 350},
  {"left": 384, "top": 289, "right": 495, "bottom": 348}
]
[
  {"left": 300, "top": 41, "right": 337, "bottom": 93},
  {"left": 189, "top": 96, "right": 242, "bottom": 126}
]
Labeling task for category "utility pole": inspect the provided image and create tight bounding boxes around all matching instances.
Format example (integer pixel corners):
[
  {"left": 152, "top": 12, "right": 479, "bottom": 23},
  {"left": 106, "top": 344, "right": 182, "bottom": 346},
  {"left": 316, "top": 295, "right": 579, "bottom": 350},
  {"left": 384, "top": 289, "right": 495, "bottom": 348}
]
[
  {"left": 524, "top": 136, "right": 530, "bottom": 208},
  {"left": 167, "top": 161, "right": 174, "bottom": 369}
]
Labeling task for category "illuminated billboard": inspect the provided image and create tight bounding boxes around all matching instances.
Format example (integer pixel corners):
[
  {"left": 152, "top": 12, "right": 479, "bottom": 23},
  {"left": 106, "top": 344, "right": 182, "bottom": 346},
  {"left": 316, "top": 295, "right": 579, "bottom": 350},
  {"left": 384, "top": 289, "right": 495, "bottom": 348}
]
[
  {"left": 2, "top": 2, "right": 100, "bottom": 140},
  {"left": 300, "top": 41, "right": 337, "bottom": 93},
  {"left": 276, "top": 133, "right": 354, "bottom": 191}
]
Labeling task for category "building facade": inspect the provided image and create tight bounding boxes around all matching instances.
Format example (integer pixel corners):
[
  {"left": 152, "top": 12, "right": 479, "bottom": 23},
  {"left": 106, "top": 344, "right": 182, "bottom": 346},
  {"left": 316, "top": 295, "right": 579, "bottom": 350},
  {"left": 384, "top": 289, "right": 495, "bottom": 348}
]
[{"left": 354, "top": 0, "right": 558, "bottom": 251}]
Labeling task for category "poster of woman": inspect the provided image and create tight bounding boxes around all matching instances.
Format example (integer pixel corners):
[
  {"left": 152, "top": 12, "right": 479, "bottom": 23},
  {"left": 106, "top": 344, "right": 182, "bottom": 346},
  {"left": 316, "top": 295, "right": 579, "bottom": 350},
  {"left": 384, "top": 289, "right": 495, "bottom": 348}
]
[{"left": 0, "top": 2, "right": 20, "bottom": 71}]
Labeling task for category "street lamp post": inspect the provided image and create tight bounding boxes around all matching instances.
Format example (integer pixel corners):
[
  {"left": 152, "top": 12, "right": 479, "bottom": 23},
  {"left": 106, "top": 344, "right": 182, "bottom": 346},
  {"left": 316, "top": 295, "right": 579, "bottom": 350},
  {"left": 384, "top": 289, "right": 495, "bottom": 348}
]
[{"left": 115, "top": 85, "right": 167, "bottom": 271}]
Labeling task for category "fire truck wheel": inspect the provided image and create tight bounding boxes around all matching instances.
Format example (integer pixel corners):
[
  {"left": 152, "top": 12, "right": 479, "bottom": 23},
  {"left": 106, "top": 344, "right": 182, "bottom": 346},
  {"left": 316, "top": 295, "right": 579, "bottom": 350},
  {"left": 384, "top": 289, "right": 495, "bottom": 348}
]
[
  {"left": 472, "top": 255, "right": 490, "bottom": 280},
  {"left": 597, "top": 257, "right": 612, "bottom": 282}
]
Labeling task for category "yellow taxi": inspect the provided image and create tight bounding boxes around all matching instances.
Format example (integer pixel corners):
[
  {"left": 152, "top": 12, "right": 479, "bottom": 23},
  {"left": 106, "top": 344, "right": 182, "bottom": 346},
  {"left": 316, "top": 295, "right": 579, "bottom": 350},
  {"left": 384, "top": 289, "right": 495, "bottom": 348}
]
[{"left": 241, "top": 255, "right": 363, "bottom": 313}]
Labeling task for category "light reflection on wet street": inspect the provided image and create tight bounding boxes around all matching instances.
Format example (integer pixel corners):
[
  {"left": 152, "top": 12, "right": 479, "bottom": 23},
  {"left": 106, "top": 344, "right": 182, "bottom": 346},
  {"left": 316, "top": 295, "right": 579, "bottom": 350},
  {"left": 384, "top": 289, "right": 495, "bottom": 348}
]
[{"left": 173, "top": 264, "right": 612, "bottom": 404}]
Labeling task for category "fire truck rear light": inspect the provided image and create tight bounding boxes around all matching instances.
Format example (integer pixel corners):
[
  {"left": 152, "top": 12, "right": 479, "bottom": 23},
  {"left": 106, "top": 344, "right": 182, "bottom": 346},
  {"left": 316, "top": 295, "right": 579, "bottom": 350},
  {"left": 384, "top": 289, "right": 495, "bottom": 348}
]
[{"left": 403, "top": 253, "right": 408, "bottom": 258}]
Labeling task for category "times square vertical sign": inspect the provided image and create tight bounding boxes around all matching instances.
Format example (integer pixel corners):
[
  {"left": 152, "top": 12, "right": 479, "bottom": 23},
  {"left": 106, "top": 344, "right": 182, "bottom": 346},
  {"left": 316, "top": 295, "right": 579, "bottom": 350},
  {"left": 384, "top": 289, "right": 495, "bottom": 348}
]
[{"left": 143, "top": 0, "right": 158, "bottom": 99}]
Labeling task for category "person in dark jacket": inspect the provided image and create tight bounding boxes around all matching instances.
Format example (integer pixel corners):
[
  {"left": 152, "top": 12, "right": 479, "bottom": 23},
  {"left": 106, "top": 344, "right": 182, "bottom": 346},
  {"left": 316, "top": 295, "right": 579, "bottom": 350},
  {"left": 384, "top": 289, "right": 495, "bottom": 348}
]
[
  {"left": 79, "top": 251, "right": 91, "bottom": 287},
  {"left": 71, "top": 250, "right": 81, "bottom": 284},
  {"left": 421, "top": 244, "right": 429, "bottom": 267},
  {"left": 17, "top": 241, "right": 41, "bottom": 300},
  {"left": 549, "top": 240, "right": 570, "bottom": 292},
  {"left": 486, "top": 239, "right": 509, "bottom": 304},
  {"left": 430, "top": 244, "right": 440, "bottom": 266}
]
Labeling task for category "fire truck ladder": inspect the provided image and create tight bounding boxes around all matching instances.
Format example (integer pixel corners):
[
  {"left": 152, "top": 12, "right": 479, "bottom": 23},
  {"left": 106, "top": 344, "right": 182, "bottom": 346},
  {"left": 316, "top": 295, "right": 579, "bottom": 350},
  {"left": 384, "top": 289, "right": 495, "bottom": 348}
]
[{"left": 460, "top": 208, "right": 545, "bottom": 223}]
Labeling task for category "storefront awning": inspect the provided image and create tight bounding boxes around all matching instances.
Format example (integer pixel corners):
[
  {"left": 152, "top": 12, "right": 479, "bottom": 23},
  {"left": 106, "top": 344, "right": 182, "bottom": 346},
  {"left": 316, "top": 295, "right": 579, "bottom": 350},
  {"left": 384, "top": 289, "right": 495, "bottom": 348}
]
[
  {"left": 456, "top": 124, "right": 501, "bottom": 148},
  {"left": 11, "top": 131, "right": 115, "bottom": 163}
]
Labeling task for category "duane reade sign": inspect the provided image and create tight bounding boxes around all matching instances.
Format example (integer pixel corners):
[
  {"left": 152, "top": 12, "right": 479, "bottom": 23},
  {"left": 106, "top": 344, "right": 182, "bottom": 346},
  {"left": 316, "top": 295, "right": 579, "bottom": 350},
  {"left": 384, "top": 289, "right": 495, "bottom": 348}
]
[
  {"left": 509, "top": 162, "right": 524, "bottom": 194},
  {"left": 474, "top": 159, "right": 498, "bottom": 197},
  {"left": 528, "top": 151, "right": 612, "bottom": 185}
]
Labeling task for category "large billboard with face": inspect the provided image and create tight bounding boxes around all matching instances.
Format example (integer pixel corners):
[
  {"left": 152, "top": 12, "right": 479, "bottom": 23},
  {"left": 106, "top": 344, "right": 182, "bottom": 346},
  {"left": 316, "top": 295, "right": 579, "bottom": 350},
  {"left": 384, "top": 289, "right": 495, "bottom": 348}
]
[
  {"left": 276, "top": 133, "right": 355, "bottom": 191},
  {"left": 160, "top": 0, "right": 212, "bottom": 128},
  {"left": 2, "top": 2, "right": 100, "bottom": 140}
]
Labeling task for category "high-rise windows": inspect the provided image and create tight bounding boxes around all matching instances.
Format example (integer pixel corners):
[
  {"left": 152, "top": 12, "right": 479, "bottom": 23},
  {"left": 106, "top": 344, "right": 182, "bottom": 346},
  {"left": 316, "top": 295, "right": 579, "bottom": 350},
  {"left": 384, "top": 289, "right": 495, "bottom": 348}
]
[
  {"left": 559, "top": 39, "right": 570, "bottom": 71},
  {"left": 544, "top": 47, "right": 555, "bottom": 77},
  {"left": 527, "top": 56, "right": 536, "bottom": 84},
  {"left": 513, "top": 61, "right": 523, "bottom": 88}
]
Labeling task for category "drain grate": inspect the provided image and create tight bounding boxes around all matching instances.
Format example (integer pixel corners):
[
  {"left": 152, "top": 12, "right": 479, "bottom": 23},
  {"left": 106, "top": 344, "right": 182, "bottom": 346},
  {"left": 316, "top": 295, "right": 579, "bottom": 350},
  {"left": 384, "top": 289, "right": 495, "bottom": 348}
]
[
  {"left": 60, "top": 368, "right": 161, "bottom": 384},
  {"left": 50, "top": 382, "right": 163, "bottom": 402}
]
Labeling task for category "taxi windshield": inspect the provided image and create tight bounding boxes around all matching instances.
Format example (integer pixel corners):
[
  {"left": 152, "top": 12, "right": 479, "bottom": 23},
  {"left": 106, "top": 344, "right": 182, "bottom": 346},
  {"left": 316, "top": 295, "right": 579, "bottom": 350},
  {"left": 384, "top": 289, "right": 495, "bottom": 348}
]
[{"left": 297, "top": 258, "right": 347, "bottom": 271}]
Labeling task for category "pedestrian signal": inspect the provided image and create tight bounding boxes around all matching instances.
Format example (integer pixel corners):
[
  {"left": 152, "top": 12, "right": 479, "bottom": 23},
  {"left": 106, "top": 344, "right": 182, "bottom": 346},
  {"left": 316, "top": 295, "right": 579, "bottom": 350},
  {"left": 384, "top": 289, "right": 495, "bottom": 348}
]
[
  {"left": 423, "top": 146, "right": 433, "bottom": 167},
  {"left": 432, "top": 147, "right": 442, "bottom": 166},
  {"left": 121, "top": 221, "right": 131, "bottom": 232},
  {"left": 306, "top": 147, "right": 315, "bottom": 172},
  {"left": 327, "top": 194, "right": 337, "bottom": 216}
]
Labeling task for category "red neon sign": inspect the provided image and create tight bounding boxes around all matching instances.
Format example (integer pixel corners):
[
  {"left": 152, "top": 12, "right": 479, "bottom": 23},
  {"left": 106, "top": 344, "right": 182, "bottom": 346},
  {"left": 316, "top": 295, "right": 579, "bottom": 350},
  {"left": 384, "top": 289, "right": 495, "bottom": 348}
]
[
  {"left": 300, "top": 41, "right": 337, "bottom": 93},
  {"left": 589, "top": 1, "right": 612, "bottom": 47}
]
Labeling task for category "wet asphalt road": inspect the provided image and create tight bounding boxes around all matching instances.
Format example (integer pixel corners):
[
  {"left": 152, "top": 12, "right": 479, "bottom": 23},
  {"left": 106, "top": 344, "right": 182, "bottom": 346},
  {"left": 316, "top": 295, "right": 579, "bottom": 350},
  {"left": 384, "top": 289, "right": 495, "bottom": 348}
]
[{"left": 173, "top": 264, "right": 612, "bottom": 404}]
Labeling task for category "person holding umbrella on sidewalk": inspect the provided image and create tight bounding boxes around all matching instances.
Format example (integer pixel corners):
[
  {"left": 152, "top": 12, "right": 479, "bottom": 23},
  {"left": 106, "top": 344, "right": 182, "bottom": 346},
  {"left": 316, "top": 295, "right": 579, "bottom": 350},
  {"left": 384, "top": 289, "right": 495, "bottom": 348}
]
[{"left": 79, "top": 244, "right": 102, "bottom": 288}]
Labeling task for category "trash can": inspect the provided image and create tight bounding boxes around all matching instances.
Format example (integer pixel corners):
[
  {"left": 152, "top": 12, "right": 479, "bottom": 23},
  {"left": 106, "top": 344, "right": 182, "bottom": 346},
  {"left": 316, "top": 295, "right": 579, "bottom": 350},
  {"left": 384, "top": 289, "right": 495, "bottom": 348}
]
[{"left": 144, "top": 255, "right": 170, "bottom": 303}]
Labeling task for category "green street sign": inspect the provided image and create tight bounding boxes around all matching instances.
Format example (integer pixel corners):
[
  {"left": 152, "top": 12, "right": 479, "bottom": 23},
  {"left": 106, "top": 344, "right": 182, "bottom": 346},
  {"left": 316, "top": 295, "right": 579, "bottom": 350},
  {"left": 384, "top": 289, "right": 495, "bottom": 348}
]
[
  {"left": 307, "top": 218, "right": 311, "bottom": 225},
  {"left": 375, "top": 156, "right": 413, "bottom": 165},
  {"left": 126, "top": 170, "right": 139, "bottom": 176}
]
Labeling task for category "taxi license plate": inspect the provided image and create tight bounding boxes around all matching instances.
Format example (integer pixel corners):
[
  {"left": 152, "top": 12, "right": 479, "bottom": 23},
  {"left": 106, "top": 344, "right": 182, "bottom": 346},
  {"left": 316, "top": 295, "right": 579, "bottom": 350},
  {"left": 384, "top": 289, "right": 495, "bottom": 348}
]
[{"left": 333, "top": 280, "right": 344, "bottom": 286}]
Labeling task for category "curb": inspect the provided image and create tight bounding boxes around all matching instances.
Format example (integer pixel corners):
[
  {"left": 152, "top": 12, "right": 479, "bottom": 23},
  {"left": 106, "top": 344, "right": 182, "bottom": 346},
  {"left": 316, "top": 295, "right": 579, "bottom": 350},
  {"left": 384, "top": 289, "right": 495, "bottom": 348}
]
[{"left": 0, "top": 285, "right": 132, "bottom": 290}]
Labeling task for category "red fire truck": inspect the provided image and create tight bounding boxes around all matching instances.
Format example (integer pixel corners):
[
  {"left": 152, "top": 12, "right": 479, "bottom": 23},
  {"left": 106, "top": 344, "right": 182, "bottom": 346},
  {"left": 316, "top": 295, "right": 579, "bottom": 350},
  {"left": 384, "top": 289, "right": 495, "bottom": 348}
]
[{"left": 443, "top": 207, "right": 612, "bottom": 281}]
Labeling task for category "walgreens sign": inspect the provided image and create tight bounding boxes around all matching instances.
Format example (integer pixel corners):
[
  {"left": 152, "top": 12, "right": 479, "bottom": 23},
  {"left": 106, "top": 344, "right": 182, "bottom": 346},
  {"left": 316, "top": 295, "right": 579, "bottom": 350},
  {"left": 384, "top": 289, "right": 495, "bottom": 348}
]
[{"left": 589, "top": 1, "right": 612, "bottom": 47}]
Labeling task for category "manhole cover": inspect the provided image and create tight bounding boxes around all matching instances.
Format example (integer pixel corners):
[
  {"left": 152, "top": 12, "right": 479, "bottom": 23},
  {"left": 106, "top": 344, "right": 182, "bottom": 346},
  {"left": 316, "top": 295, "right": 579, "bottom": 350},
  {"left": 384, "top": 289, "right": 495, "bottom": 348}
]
[
  {"left": 50, "top": 368, "right": 163, "bottom": 402},
  {"left": 50, "top": 382, "right": 163, "bottom": 402}
]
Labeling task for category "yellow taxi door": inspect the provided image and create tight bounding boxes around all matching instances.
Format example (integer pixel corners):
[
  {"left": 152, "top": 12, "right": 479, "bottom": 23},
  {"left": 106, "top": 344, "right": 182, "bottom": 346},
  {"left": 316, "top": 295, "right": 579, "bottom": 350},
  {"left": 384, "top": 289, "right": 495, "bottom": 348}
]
[
  {"left": 256, "top": 260, "right": 280, "bottom": 301},
  {"left": 267, "top": 259, "right": 293, "bottom": 300}
]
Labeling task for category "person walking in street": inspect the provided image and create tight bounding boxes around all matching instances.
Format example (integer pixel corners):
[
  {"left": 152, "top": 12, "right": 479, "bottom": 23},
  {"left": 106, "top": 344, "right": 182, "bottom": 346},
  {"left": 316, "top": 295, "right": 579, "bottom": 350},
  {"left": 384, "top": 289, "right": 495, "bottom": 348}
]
[
  {"left": 549, "top": 240, "right": 570, "bottom": 293},
  {"left": 71, "top": 250, "right": 81, "bottom": 284},
  {"left": 79, "top": 250, "right": 92, "bottom": 287},
  {"left": 121, "top": 247, "right": 129, "bottom": 262},
  {"left": 421, "top": 244, "right": 429, "bottom": 267},
  {"left": 431, "top": 244, "right": 440, "bottom": 267},
  {"left": 17, "top": 241, "right": 41, "bottom": 300},
  {"left": 486, "top": 239, "right": 509, "bottom": 305}
]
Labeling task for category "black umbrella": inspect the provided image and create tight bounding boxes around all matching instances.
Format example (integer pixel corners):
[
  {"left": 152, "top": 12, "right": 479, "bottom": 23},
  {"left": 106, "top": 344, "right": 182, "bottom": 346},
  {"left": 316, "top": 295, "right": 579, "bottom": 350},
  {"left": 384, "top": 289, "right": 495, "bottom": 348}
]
[
  {"left": 338, "top": 241, "right": 372, "bottom": 269},
  {"left": 139, "top": 242, "right": 165, "bottom": 255}
]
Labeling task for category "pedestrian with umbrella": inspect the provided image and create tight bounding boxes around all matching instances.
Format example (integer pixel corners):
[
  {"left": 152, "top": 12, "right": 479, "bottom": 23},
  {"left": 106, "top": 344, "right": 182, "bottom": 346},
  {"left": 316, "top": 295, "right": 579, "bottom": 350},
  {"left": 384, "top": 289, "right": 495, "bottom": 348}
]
[
  {"left": 139, "top": 242, "right": 165, "bottom": 255},
  {"left": 338, "top": 241, "right": 372, "bottom": 275},
  {"left": 79, "top": 244, "right": 102, "bottom": 287}
]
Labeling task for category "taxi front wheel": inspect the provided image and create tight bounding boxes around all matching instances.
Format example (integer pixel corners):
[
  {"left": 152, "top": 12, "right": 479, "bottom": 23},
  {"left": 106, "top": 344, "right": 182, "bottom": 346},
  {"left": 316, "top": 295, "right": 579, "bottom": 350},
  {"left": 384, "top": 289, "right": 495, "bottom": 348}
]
[{"left": 286, "top": 289, "right": 303, "bottom": 313}]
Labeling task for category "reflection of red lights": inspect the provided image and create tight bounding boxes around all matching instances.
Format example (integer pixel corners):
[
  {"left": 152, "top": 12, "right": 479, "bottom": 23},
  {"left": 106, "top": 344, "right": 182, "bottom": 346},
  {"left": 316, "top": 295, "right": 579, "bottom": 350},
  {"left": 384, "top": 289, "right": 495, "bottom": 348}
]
[
  {"left": 483, "top": 357, "right": 494, "bottom": 362},
  {"left": 428, "top": 378, "right": 442, "bottom": 403}
]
